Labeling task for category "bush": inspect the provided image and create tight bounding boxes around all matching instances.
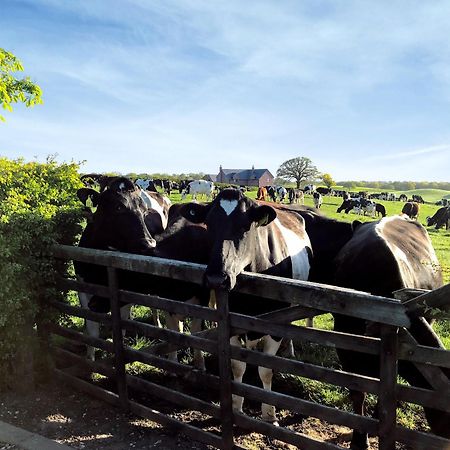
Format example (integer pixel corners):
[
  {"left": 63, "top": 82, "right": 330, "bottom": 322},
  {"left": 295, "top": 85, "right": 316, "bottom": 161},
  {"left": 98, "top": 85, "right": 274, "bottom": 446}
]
[{"left": 0, "top": 156, "right": 84, "bottom": 389}]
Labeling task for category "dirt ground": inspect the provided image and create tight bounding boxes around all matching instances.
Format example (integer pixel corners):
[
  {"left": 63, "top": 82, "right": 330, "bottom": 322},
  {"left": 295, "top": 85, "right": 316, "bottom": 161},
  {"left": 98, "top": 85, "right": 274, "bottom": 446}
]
[{"left": 0, "top": 377, "right": 383, "bottom": 450}]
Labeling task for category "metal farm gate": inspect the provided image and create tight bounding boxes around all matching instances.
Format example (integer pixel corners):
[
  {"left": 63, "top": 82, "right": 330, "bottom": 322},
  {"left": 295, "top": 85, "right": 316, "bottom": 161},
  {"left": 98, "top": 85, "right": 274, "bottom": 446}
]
[{"left": 46, "top": 244, "right": 450, "bottom": 450}]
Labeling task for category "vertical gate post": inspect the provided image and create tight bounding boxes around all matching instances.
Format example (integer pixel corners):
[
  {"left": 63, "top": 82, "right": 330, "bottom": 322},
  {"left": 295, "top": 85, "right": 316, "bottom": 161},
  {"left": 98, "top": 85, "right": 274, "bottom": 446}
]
[
  {"left": 378, "top": 324, "right": 398, "bottom": 450},
  {"left": 107, "top": 266, "right": 129, "bottom": 409},
  {"left": 216, "top": 289, "right": 234, "bottom": 450}
]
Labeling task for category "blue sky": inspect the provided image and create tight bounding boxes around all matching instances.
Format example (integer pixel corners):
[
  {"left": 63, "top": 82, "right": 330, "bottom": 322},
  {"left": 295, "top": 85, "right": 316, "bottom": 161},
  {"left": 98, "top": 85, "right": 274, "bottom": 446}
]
[{"left": 1, "top": 0, "right": 450, "bottom": 180}]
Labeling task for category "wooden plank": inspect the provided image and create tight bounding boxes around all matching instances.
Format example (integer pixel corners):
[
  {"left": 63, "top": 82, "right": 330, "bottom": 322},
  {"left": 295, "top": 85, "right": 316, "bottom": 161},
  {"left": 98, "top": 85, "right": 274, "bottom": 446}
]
[
  {"left": 121, "top": 318, "right": 217, "bottom": 354},
  {"left": 129, "top": 400, "right": 224, "bottom": 449},
  {"left": 47, "top": 323, "right": 114, "bottom": 353},
  {"left": 229, "top": 346, "right": 380, "bottom": 394},
  {"left": 119, "top": 289, "right": 218, "bottom": 321},
  {"left": 49, "top": 301, "right": 112, "bottom": 325},
  {"left": 126, "top": 374, "right": 221, "bottom": 419},
  {"left": 108, "top": 266, "right": 129, "bottom": 409},
  {"left": 229, "top": 312, "right": 381, "bottom": 355},
  {"left": 377, "top": 325, "right": 398, "bottom": 450},
  {"left": 397, "top": 384, "right": 450, "bottom": 413},
  {"left": 394, "top": 288, "right": 430, "bottom": 302},
  {"left": 398, "top": 329, "right": 450, "bottom": 393},
  {"left": 52, "top": 245, "right": 410, "bottom": 326},
  {"left": 395, "top": 425, "right": 450, "bottom": 450},
  {"left": 233, "top": 412, "right": 341, "bottom": 450},
  {"left": 56, "top": 276, "right": 109, "bottom": 298},
  {"left": 398, "top": 341, "right": 450, "bottom": 369},
  {"left": 231, "top": 381, "right": 378, "bottom": 435},
  {"left": 54, "top": 368, "right": 120, "bottom": 406},
  {"left": 215, "top": 290, "right": 234, "bottom": 450},
  {"left": 123, "top": 347, "right": 220, "bottom": 387},
  {"left": 402, "top": 283, "right": 450, "bottom": 319}
]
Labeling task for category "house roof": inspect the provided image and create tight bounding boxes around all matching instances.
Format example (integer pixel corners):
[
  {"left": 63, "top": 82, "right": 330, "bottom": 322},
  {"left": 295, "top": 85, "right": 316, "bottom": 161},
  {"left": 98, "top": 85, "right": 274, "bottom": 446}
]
[{"left": 219, "top": 168, "right": 273, "bottom": 179}]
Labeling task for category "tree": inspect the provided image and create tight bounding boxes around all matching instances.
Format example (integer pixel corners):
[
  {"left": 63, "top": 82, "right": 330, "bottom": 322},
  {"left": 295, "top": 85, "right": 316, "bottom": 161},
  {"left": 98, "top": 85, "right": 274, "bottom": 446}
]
[
  {"left": 0, "top": 48, "right": 43, "bottom": 121},
  {"left": 276, "top": 157, "right": 320, "bottom": 188},
  {"left": 321, "top": 173, "right": 335, "bottom": 188}
]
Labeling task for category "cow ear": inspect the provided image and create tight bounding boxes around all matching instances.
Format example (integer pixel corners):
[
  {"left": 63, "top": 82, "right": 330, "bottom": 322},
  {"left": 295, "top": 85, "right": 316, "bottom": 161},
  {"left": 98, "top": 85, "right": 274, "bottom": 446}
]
[
  {"left": 179, "top": 203, "right": 209, "bottom": 224},
  {"left": 352, "top": 220, "right": 363, "bottom": 232},
  {"left": 77, "top": 188, "right": 99, "bottom": 207},
  {"left": 250, "top": 205, "right": 277, "bottom": 227}
]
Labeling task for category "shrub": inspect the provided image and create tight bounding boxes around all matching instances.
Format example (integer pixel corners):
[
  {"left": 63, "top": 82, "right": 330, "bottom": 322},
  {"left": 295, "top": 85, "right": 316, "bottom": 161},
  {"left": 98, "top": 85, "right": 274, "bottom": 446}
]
[{"left": 0, "top": 156, "right": 84, "bottom": 389}]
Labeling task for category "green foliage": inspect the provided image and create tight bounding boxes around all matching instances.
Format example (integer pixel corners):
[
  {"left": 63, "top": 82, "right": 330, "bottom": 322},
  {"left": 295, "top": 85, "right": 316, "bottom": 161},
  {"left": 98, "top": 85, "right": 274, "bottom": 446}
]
[
  {"left": 0, "top": 156, "right": 84, "bottom": 388},
  {"left": 321, "top": 173, "right": 335, "bottom": 188},
  {"left": 0, "top": 48, "right": 43, "bottom": 121},
  {"left": 276, "top": 156, "right": 320, "bottom": 188}
]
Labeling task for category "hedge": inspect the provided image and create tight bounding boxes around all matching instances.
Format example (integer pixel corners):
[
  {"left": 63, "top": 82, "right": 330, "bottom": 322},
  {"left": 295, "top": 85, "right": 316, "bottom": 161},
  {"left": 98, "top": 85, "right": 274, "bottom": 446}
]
[{"left": 0, "top": 156, "right": 84, "bottom": 390}]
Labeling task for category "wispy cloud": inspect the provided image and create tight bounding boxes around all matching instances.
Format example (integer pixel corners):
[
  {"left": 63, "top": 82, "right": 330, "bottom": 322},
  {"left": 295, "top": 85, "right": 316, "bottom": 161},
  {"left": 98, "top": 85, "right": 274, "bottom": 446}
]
[{"left": 365, "top": 144, "right": 450, "bottom": 162}]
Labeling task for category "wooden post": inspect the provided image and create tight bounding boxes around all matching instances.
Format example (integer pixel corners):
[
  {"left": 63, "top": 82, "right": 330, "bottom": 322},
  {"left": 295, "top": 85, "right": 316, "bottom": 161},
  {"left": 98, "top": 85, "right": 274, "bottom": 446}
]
[
  {"left": 107, "top": 266, "right": 129, "bottom": 409},
  {"left": 378, "top": 324, "right": 398, "bottom": 450},
  {"left": 215, "top": 289, "right": 234, "bottom": 450}
]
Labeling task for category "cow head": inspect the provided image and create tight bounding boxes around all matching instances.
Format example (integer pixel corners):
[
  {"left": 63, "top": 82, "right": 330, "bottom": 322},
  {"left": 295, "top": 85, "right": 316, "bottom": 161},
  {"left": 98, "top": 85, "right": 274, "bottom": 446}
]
[
  {"left": 77, "top": 177, "right": 156, "bottom": 254},
  {"left": 180, "top": 189, "right": 276, "bottom": 290},
  {"left": 337, "top": 199, "right": 352, "bottom": 213}
]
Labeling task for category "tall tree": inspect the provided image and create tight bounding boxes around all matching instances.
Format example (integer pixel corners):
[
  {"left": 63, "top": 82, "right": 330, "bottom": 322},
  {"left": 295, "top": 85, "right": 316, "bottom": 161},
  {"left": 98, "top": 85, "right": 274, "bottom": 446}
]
[
  {"left": 0, "top": 48, "right": 43, "bottom": 121},
  {"left": 276, "top": 157, "right": 319, "bottom": 188}
]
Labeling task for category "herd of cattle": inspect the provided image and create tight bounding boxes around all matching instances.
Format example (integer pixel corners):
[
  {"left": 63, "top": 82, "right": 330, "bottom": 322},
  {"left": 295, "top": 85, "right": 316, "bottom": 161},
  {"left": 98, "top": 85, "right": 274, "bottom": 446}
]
[{"left": 75, "top": 174, "right": 449, "bottom": 449}]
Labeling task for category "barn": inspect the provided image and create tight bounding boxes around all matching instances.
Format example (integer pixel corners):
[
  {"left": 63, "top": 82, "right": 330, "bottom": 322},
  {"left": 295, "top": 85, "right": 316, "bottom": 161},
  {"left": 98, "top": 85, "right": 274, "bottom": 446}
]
[{"left": 217, "top": 165, "right": 274, "bottom": 187}]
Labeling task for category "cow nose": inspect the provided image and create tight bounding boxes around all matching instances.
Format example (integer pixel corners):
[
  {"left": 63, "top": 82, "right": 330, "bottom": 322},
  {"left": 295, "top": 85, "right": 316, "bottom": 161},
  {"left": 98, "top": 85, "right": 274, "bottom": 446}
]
[{"left": 205, "top": 272, "right": 231, "bottom": 290}]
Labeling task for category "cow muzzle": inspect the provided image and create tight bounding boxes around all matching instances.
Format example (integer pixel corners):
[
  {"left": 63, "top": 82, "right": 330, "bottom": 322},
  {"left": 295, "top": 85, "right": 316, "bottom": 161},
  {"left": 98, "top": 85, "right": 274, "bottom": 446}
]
[{"left": 204, "top": 272, "right": 235, "bottom": 291}]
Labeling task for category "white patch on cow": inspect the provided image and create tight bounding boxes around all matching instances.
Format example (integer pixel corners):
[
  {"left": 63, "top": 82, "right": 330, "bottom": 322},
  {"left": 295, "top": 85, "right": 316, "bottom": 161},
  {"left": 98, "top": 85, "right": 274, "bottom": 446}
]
[
  {"left": 119, "top": 182, "right": 125, "bottom": 190},
  {"left": 273, "top": 218, "right": 310, "bottom": 280},
  {"left": 140, "top": 190, "right": 168, "bottom": 229},
  {"left": 220, "top": 199, "right": 238, "bottom": 216}
]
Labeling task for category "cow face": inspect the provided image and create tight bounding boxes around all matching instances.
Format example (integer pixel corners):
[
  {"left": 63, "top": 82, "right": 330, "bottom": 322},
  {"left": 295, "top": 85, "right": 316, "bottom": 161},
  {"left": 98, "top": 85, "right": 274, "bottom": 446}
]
[
  {"left": 77, "top": 177, "right": 156, "bottom": 254},
  {"left": 180, "top": 189, "right": 276, "bottom": 290}
]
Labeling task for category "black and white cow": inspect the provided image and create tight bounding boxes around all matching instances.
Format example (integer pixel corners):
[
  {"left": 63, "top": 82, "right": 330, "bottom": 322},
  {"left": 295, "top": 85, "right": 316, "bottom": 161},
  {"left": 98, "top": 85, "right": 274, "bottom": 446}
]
[
  {"left": 265, "top": 185, "right": 277, "bottom": 202},
  {"left": 180, "top": 189, "right": 312, "bottom": 424},
  {"left": 401, "top": 201, "right": 420, "bottom": 220},
  {"left": 135, "top": 178, "right": 158, "bottom": 192},
  {"left": 288, "top": 188, "right": 304, "bottom": 205},
  {"left": 296, "top": 211, "right": 449, "bottom": 449},
  {"left": 275, "top": 186, "right": 288, "bottom": 203},
  {"left": 426, "top": 206, "right": 450, "bottom": 230},
  {"left": 313, "top": 191, "right": 323, "bottom": 208}
]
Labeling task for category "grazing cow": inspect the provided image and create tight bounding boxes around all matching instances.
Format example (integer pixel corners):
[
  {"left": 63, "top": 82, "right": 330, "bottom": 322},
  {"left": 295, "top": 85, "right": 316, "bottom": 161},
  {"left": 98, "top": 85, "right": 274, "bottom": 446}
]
[
  {"left": 316, "top": 187, "right": 331, "bottom": 196},
  {"left": 375, "top": 203, "right": 386, "bottom": 217},
  {"left": 313, "top": 191, "right": 323, "bottom": 208},
  {"left": 398, "top": 193, "right": 407, "bottom": 202},
  {"left": 401, "top": 202, "right": 420, "bottom": 220},
  {"left": 426, "top": 206, "right": 450, "bottom": 230},
  {"left": 275, "top": 186, "right": 288, "bottom": 203},
  {"left": 256, "top": 186, "right": 268, "bottom": 201},
  {"left": 337, "top": 198, "right": 360, "bottom": 214},
  {"left": 180, "top": 189, "right": 311, "bottom": 424},
  {"left": 412, "top": 194, "right": 425, "bottom": 204},
  {"left": 303, "top": 184, "right": 316, "bottom": 194},
  {"left": 76, "top": 178, "right": 208, "bottom": 367},
  {"left": 183, "top": 180, "right": 215, "bottom": 200},
  {"left": 296, "top": 211, "right": 449, "bottom": 449},
  {"left": 288, "top": 188, "right": 304, "bottom": 205},
  {"left": 135, "top": 178, "right": 158, "bottom": 192},
  {"left": 265, "top": 185, "right": 277, "bottom": 202}
]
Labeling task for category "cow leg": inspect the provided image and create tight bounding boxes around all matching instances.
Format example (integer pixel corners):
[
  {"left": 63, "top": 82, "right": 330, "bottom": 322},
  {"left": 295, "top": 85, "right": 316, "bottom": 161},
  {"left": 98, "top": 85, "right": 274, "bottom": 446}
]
[
  {"left": 120, "top": 303, "right": 132, "bottom": 338},
  {"left": 79, "top": 291, "right": 98, "bottom": 361},
  {"left": 166, "top": 313, "right": 183, "bottom": 362},
  {"left": 259, "top": 335, "right": 282, "bottom": 424},
  {"left": 306, "top": 317, "right": 314, "bottom": 328},
  {"left": 185, "top": 297, "right": 205, "bottom": 370},
  {"left": 230, "top": 335, "right": 246, "bottom": 413},
  {"left": 349, "top": 390, "right": 369, "bottom": 450}
]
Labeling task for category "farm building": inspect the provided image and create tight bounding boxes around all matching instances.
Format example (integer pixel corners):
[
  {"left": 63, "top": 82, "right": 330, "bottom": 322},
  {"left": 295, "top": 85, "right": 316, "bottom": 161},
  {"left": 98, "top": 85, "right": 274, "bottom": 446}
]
[
  {"left": 203, "top": 174, "right": 217, "bottom": 182},
  {"left": 217, "top": 165, "right": 274, "bottom": 187}
]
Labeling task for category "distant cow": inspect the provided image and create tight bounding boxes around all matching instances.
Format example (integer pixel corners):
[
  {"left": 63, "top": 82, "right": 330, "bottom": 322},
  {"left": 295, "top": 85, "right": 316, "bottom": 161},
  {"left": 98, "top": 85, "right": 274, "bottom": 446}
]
[
  {"left": 265, "top": 186, "right": 277, "bottom": 202},
  {"left": 183, "top": 180, "right": 215, "bottom": 200},
  {"left": 275, "top": 186, "right": 288, "bottom": 203},
  {"left": 426, "top": 206, "right": 450, "bottom": 230},
  {"left": 316, "top": 187, "right": 331, "bottom": 196},
  {"left": 313, "top": 191, "right": 323, "bottom": 208},
  {"left": 401, "top": 202, "right": 420, "bottom": 219},
  {"left": 303, "top": 184, "right": 316, "bottom": 194},
  {"left": 399, "top": 194, "right": 407, "bottom": 202},
  {"left": 256, "top": 186, "right": 268, "bottom": 201},
  {"left": 375, "top": 203, "right": 386, "bottom": 217},
  {"left": 288, "top": 188, "right": 304, "bottom": 205},
  {"left": 412, "top": 194, "right": 425, "bottom": 204}
]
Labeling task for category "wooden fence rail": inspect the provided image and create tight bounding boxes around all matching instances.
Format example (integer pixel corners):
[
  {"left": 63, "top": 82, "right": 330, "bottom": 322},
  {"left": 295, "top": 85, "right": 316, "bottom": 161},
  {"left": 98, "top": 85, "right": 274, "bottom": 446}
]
[{"left": 48, "top": 244, "right": 450, "bottom": 450}]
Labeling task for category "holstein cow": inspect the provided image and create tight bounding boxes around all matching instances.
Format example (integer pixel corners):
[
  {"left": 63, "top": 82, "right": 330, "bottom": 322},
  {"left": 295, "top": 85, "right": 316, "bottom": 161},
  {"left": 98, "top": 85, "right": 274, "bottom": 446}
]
[
  {"left": 313, "top": 191, "right": 323, "bottom": 208},
  {"left": 76, "top": 178, "right": 208, "bottom": 366},
  {"left": 401, "top": 201, "right": 420, "bottom": 220},
  {"left": 183, "top": 180, "right": 215, "bottom": 201},
  {"left": 275, "top": 186, "right": 288, "bottom": 203},
  {"left": 180, "top": 189, "right": 312, "bottom": 425},
  {"left": 426, "top": 206, "right": 450, "bottom": 230},
  {"left": 288, "top": 188, "right": 304, "bottom": 205},
  {"left": 296, "top": 210, "right": 449, "bottom": 449},
  {"left": 265, "top": 185, "right": 277, "bottom": 202},
  {"left": 375, "top": 202, "right": 386, "bottom": 217}
]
